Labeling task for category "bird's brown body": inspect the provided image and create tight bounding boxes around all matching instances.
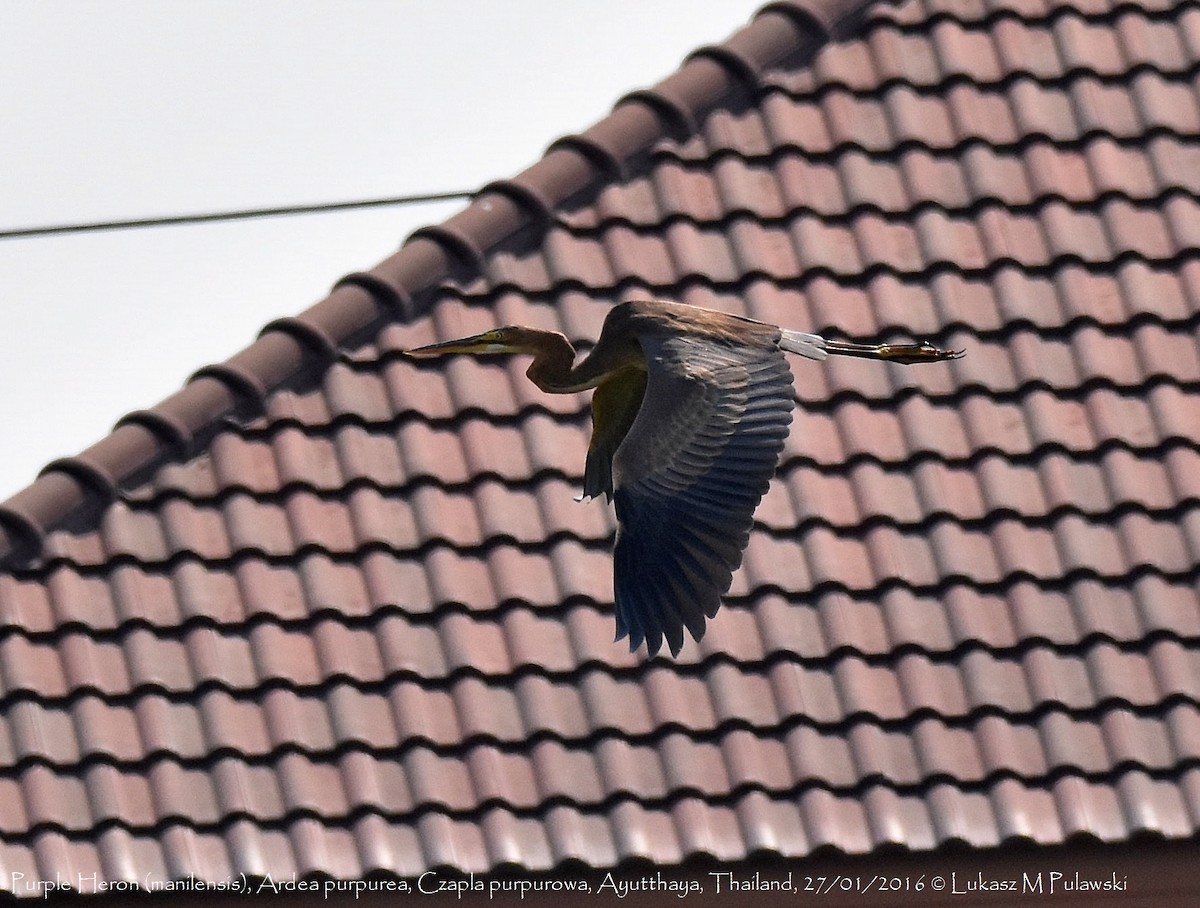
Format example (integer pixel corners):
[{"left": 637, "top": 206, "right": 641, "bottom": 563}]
[{"left": 406, "top": 299, "right": 961, "bottom": 656}]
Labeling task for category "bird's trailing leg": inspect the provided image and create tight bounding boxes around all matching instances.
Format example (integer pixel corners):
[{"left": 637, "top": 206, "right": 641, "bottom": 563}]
[{"left": 823, "top": 338, "right": 964, "bottom": 365}]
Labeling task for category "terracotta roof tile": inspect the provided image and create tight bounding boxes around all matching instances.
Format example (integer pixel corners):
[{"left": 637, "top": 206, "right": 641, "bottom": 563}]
[{"left": 0, "top": 0, "right": 1198, "bottom": 891}]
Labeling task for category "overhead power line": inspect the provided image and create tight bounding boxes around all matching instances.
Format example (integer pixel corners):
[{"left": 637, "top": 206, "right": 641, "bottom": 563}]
[{"left": 0, "top": 189, "right": 475, "bottom": 241}]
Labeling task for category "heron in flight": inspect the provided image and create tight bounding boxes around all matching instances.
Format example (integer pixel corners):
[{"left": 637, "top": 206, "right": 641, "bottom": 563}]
[{"left": 405, "top": 300, "right": 961, "bottom": 657}]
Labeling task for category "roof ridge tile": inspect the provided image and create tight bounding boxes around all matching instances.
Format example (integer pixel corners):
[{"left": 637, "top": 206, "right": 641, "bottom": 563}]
[{"left": 0, "top": 1, "right": 877, "bottom": 567}]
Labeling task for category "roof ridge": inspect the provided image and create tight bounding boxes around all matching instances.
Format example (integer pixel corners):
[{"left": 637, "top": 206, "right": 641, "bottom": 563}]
[{"left": 0, "top": 0, "right": 886, "bottom": 568}]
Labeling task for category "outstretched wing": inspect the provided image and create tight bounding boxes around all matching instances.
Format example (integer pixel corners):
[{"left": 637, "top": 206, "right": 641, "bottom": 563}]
[{"left": 611, "top": 332, "right": 794, "bottom": 657}]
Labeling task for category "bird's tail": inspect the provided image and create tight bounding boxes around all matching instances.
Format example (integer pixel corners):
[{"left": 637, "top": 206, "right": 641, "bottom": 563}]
[{"left": 778, "top": 329, "right": 827, "bottom": 361}]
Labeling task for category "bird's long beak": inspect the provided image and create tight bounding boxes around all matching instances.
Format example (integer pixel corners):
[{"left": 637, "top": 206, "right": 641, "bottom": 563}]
[{"left": 403, "top": 331, "right": 510, "bottom": 358}]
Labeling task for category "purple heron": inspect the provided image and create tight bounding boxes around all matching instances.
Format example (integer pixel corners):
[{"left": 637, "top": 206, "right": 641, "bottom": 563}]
[{"left": 406, "top": 300, "right": 961, "bottom": 657}]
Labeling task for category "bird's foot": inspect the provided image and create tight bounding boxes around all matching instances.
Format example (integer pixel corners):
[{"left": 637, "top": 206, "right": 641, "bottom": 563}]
[{"left": 824, "top": 339, "right": 964, "bottom": 365}]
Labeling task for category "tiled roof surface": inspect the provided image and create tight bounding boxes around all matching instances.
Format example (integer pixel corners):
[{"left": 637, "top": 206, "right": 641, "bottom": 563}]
[{"left": 1, "top": 0, "right": 1199, "bottom": 890}]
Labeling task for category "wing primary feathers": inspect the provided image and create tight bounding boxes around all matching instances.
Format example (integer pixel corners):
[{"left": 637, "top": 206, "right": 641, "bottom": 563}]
[{"left": 597, "top": 305, "right": 798, "bottom": 657}]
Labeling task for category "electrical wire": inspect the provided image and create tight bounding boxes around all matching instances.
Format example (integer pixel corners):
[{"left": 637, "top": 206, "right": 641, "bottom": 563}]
[{"left": 0, "top": 189, "right": 474, "bottom": 240}]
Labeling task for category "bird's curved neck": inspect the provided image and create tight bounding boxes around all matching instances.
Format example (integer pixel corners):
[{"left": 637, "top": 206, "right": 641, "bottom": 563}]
[{"left": 524, "top": 331, "right": 604, "bottom": 393}]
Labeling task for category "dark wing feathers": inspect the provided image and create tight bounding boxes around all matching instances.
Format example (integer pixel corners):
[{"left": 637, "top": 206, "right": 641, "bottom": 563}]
[{"left": 610, "top": 331, "right": 794, "bottom": 656}]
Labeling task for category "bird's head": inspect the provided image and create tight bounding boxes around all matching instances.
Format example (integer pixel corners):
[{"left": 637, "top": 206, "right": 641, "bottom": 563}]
[{"left": 403, "top": 326, "right": 548, "bottom": 358}]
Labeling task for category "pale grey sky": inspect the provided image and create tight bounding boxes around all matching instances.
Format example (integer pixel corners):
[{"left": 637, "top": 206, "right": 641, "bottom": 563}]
[{"left": 0, "top": 1, "right": 762, "bottom": 501}]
